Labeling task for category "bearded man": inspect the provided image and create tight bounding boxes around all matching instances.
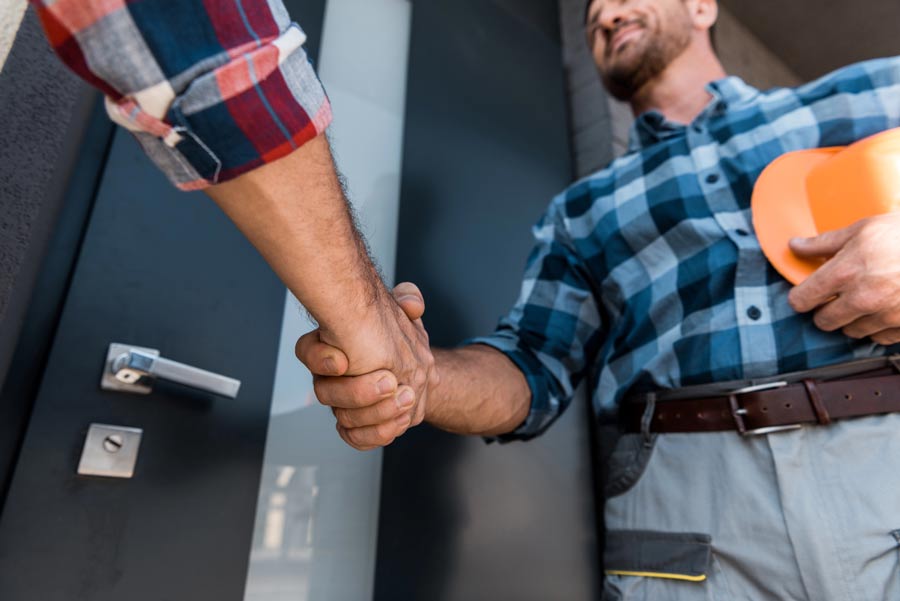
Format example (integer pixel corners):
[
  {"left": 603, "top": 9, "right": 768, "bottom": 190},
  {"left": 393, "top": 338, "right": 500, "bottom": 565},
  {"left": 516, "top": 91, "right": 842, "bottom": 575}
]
[{"left": 299, "top": 1, "right": 900, "bottom": 598}]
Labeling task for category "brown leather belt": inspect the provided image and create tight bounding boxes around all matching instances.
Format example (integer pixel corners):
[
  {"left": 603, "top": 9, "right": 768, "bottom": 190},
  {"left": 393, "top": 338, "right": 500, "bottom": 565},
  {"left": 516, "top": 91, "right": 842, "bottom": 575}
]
[{"left": 623, "top": 358, "right": 900, "bottom": 436}]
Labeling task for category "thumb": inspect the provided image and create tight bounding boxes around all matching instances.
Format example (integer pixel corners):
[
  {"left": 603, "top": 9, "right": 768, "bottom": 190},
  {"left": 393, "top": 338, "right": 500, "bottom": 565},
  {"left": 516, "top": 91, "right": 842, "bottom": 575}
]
[
  {"left": 789, "top": 222, "right": 862, "bottom": 258},
  {"left": 294, "top": 330, "right": 349, "bottom": 376},
  {"left": 392, "top": 281, "right": 425, "bottom": 321}
]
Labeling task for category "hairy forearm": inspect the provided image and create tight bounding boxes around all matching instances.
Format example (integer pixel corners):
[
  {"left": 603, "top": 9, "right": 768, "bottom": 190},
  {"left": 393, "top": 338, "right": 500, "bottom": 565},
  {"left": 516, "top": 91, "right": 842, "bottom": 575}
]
[
  {"left": 426, "top": 345, "right": 531, "bottom": 436},
  {"left": 206, "top": 135, "right": 385, "bottom": 343}
]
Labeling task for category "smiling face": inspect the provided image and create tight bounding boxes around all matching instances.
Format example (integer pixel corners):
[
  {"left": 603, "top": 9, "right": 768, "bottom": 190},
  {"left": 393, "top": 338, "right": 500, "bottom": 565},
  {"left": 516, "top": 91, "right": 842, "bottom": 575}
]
[{"left": 586, "top": 0, "right": 698, "bottom": 100}]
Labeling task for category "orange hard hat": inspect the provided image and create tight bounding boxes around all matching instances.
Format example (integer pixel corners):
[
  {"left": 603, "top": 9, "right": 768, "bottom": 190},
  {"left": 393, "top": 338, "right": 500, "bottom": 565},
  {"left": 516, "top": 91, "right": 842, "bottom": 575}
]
[{"left": 751, "top": 127, "right": 900, "bottom": 285}]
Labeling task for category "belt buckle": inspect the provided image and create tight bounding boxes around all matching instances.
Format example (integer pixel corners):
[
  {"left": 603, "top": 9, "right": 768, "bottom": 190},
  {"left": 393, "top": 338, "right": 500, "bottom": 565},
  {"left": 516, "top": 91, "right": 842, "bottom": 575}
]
[{"left": 727, "top": 381, "right": 801, "bottom": 436}]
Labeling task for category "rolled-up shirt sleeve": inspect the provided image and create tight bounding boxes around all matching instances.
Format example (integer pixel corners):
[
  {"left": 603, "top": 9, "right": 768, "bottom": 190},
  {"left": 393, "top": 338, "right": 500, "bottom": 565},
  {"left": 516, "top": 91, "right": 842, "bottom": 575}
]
[
  {"left": 468, "top": 199, "right": 605, "bottom": 442},
  {"left": 33, "top": 0, "right": 332, "bottom": 190}
]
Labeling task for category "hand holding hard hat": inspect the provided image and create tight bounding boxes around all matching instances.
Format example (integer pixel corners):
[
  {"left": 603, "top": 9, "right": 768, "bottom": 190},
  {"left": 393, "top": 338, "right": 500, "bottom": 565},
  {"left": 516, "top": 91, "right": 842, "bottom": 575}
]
[
  {"left": 752, "top": 127, "right": 900, "bottom": 345},
  {"left": 753, "top": 127, "right": 900, "bottom": 284}
]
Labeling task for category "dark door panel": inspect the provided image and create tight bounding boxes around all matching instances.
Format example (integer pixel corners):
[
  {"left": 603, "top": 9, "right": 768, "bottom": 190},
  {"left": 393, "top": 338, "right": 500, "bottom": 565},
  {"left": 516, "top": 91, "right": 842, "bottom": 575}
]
[
  {"left": 0, "top": 3, "right": 327, "bottom": 599},
  {"left": 0, "top": 131, "right": 285, "bottom": 601}
]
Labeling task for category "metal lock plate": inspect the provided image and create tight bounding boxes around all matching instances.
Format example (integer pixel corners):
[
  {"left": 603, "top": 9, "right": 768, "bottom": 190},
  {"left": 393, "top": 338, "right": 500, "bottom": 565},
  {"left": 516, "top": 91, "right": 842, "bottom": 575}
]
[{"left": 77, "top": 424, "right": 143, "bottom": 478}]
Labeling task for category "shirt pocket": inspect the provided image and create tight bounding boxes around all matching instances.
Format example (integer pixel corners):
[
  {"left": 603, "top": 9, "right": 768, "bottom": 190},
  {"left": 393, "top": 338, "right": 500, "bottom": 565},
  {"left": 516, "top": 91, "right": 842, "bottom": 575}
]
[{"left": 602, "top": 529, "right": 730, "bottom": 601}]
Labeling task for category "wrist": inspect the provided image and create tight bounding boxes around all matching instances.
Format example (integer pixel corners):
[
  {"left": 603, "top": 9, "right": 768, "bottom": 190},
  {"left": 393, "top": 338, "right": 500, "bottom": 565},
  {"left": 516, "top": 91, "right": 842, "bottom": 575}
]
[{"left": 316, "top": 282, "right": 392, "bottom": 352}]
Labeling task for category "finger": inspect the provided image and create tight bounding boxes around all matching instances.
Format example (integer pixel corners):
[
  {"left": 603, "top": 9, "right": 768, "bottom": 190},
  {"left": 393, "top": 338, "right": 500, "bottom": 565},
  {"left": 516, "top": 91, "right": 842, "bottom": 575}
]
[
  {"left": 871, "top": 328, "right": 900, "bottom": 346},
  {"left": 809, "top": 293, "right": 868, "bottom": 332},
  {"left": 336, "top": 423, "right": 377, "bottom": 452},
  {"left": 339, "top": 412, "right": 413, "bottom": 449},
  {"left": 295, "top": 330, "right": 349, "bottom": 376},
  {"left": 842, "top": 313, "right": 892, "bottom": 340},
  {"left": 392, "top": 282, "right": 425, "bottom": 321},
  {"left": 333, "top": 388, "right": 416, "bottom": 428},
  {"left": 314, "top": 369, "right": 398, "bottom": 409},
  {"left": 789, "top": 220, "right": 863, "bottom": 259},
  {"left": 410, "top": 393, "right": 427, "bottom": 427},
  {"left": 788, "top": 258, "right": 851, "bottom": 313}
]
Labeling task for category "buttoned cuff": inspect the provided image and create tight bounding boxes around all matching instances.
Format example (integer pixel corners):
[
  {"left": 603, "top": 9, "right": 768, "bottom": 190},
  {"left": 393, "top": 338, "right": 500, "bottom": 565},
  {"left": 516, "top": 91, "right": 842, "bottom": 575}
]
[
  {"left": 465, "top": 335, "right": 562, "bottom": 443},
  {"left": 104, "top": 24, "right": 331, "bottom": 191}
]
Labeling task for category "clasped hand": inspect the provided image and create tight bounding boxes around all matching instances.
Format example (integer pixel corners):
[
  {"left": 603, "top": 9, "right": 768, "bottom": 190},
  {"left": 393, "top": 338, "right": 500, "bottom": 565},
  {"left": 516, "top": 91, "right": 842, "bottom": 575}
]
[
  {"left": 295, "top": 282, "right": 437, "bottom": 450},
  {"left": 789, "top": 212, "right": 900, "bottom": 345}
]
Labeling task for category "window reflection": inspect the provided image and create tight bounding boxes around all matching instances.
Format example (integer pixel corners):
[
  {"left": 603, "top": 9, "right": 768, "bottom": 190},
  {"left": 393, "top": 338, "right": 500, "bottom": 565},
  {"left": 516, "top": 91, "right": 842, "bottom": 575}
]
[{"left": 246, "top": 465, "right": 319, "bottom": 600}]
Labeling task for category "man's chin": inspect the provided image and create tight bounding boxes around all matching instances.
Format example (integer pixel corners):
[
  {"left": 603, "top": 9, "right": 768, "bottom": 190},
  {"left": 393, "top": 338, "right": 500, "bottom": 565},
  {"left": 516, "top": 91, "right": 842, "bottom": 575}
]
[
  {"left": 600, "top": 65, "right": 642, "bottom": 100},
  {"left": 603, "top": 45, "right": 644, "bottom": 77}
]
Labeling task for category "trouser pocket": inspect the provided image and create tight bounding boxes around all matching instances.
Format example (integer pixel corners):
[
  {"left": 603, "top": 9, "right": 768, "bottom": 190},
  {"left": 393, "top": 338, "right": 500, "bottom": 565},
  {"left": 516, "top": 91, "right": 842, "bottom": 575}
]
[
  {"left": 604, "top": 433, "right": 656, "bottom": 498},
  {"left": 888, "top": 530, "right": 900, "bottom": 596},
  {"left": 602, "top": 530, "right": 725, "bottom": 601}
]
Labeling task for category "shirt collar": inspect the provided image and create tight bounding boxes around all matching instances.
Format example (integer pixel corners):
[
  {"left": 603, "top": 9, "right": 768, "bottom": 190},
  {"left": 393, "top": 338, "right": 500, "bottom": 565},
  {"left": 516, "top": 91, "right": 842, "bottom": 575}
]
[{"left": 626, "top": 76, "right": 760, "bottom": 153}]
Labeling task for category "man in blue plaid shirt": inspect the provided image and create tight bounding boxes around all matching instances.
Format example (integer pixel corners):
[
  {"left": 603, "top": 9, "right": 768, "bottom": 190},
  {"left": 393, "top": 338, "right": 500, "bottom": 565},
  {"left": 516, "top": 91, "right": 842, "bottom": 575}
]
[{"left": 301, "top": 0, "right": 900, "bottom": 597}]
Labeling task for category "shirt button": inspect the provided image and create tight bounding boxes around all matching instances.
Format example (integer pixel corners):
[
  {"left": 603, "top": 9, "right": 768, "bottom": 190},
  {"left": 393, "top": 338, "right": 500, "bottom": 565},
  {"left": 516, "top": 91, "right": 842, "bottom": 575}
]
[
  {"left": 705, "top": 173, "right": 720, "bottom": 184},
  {"left": 747, "top": 306, "right": 762, "bottom": 321},
  {"left": 735, "top": 228, "right": 749, "bottom": 237},
  {"left": 692, "top": 124, "right": 704, "bottom": 133}
]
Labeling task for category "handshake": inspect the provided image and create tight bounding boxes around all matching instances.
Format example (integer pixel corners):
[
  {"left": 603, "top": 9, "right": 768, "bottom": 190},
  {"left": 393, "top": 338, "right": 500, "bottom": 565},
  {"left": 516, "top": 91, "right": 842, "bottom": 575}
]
[{"left": 295, "top": 282, "right": 439, "bottom": 451}]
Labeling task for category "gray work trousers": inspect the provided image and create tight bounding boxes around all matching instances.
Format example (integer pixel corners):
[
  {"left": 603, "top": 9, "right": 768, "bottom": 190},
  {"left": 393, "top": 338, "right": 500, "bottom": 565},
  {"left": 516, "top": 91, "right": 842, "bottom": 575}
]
[{"left": 601, "top": 414, "right": 900, "bottom": 600}]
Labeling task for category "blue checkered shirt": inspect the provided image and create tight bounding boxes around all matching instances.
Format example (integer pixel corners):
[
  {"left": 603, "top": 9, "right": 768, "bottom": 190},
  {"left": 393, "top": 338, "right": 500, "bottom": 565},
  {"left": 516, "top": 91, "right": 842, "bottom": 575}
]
[{"left": 473, "top": 57, "right": 900, "bottom": 441}]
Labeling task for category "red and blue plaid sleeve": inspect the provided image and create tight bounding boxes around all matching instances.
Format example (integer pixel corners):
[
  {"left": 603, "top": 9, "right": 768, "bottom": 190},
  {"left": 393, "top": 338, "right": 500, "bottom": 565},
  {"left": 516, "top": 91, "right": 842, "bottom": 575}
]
[{"left": 33, "top": 0, "right": 332, "bottom": 190}]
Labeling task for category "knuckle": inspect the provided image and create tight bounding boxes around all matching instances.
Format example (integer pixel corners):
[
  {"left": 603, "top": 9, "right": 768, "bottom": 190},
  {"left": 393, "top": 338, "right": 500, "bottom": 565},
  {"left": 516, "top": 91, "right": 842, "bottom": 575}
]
[
  {"left": 787, "top": 289, "right": 807, "bottom": 312},
  {"left": 345, "top": 428, "right": 365, "bottom": 448},
  {"left": 378, "top": 399, "right": 401, "bottom": 421},
  {"left": 431, "top": 368, "right": 442, "bottom": 389},
  {"left": 813, "top": 312, "right": 836, "bottom": 332},
  {"left": 346, "top": 384, "right": 373, "bottom": 408},
  {"left": 374, "top": 422, "right": 396, "bottom": 443},
  {"left": 842, "top": 325, "right": 863, "bottom": 339},
  {"left": 335, "top": 408, "right": 356, "bottom": 428},
  {"left": 412, "top": 370, "right": 427, "bottom": 392},
  {"left": 831, "top": 263, "right": 854, "bottom": 287},
  {"left": 848, "top": 293, "right": 881, "bottom": 315},
  {"left": 857, "top": 216, "right": 875, "bottom": 232}
]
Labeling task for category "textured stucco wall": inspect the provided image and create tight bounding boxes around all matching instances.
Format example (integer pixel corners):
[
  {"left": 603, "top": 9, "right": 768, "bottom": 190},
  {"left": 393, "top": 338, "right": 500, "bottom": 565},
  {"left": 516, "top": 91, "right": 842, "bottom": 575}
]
[
  {"left": 0, "top": 8, "right": 87, "bottom": 389},
  {"left": 0, "top": 0, "right": 28, "bottom": 71}
]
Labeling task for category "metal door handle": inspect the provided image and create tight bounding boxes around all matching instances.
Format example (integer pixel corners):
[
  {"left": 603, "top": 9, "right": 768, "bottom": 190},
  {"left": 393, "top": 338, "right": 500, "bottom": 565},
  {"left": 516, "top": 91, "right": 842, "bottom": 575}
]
[{"left": 101, "top": 343, "right": 241, "bottom": 398}]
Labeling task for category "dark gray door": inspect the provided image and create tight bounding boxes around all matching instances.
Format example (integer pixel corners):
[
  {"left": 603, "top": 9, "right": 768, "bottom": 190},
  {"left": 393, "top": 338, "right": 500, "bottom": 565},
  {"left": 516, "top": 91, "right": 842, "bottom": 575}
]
[
  {"left": 0, "top": 127, "right": 286, "bottom": 601},
  {"left": 0, "top": 3, "right": 326, "bottom": 599}
]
